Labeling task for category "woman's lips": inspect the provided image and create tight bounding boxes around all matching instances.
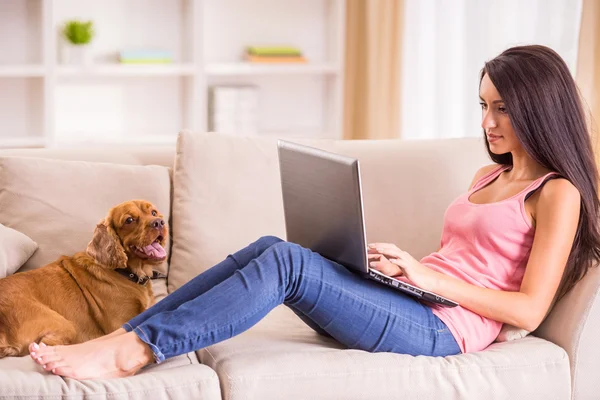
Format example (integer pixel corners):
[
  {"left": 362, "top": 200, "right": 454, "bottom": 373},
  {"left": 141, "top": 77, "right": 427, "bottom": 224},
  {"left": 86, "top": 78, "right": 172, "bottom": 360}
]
[{"left": 487, "top": 134, "right": 502, "bottom": 143}]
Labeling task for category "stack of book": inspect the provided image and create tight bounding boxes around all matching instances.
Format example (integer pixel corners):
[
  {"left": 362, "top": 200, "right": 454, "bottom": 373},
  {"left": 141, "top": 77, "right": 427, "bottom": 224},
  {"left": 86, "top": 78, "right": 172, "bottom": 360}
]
[
  {"left": 245, "top": 46, "right": 306, "bottom": 63},
  {"left": 119, "top": 50, "right": 173, "bottom": 64}
]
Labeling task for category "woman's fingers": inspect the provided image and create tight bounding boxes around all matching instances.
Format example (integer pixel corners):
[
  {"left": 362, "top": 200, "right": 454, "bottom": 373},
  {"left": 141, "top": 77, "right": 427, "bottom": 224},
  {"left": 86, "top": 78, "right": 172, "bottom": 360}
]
[
  {"left": 369, "top": 261, "right": 399, "bottom": 275},
  {"left": 367, "top": 253, "right": 403, "bottom": 276},
  {"left": 373, "top": 247, "right": 403, "bottom": 259},
  {"left": 389, "top": 258, "right": 408, "bottom": 270},
  {"left": 368, "top": 253, "right": 386, "bottom": 265},
  {"left": 368, "top": 243, "right": 404, "bottom": 256}
]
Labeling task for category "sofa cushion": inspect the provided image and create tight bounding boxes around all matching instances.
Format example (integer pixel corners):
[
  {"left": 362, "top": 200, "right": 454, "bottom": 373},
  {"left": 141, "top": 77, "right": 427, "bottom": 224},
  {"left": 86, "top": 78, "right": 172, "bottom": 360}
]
[
  {"left": 168, "top": 132, "right": 490, "bottom": 291},
  {"left": 197, "top": 306, "right": 571, "bottom": 400},
  {"left": 151, "top": 277, "right": 169, "bottom": 303},
  {"left": 0, "top": 267, "right": 211, "bottom": 399},
  {"left": 0, "top": 223, "right": 38, "bottom": 277},
  {"left": 0, "top": 352, "right": 221, "bottom": 400},
  {"left": 0, "top": 156, "right": 171, "bottom": 275},
  {"left": 169, "top": 132, "right": 284, "bottom": 290}
]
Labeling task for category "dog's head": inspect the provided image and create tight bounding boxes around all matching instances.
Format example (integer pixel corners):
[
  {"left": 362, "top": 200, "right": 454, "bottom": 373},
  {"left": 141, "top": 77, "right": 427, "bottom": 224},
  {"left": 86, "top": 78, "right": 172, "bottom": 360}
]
[{"left": 86, "top": 200, "right": 169, "bottom": 271}]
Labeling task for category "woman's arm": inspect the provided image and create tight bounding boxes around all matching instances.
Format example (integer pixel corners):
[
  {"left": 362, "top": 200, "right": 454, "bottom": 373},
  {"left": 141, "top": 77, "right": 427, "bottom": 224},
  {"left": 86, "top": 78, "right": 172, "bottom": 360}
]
[{"left": 370, "top": 178, "right": 581, "bottom": 332}]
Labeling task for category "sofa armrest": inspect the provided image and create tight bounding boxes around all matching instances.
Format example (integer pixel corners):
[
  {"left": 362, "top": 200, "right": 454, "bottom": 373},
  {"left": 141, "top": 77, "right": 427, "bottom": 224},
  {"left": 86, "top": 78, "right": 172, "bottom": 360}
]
[{"left": 534, "top": 265, "right": 600, "bottom": 400}]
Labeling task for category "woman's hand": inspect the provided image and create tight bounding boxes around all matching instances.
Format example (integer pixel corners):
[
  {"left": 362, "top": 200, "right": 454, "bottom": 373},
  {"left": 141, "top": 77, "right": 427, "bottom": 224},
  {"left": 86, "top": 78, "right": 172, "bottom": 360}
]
[
  {"left": 367, "top": 252, "right": 402, "bottom": 277},
  {"left": 368, "top": 243, "right": 438, "bottom": 291}
]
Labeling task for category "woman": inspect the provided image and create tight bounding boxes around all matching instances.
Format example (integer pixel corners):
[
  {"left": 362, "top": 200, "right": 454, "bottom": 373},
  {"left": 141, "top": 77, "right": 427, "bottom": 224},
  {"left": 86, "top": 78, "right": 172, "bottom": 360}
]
[{"left": 29, "top": 45, "right": 600, "bottom": 380}]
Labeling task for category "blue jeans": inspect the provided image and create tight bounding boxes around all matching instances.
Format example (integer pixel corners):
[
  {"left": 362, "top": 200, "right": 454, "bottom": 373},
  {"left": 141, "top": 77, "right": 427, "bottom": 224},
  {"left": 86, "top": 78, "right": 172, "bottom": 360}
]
[{"left": 123, "top": 236, "right": 460, "bottom": 363}]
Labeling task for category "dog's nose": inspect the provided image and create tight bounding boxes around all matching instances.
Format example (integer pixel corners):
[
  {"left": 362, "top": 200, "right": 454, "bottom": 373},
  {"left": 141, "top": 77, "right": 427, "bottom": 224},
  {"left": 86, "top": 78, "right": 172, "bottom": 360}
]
[{"left": 150, "top": 218, "right": 165, "bottom": 229}]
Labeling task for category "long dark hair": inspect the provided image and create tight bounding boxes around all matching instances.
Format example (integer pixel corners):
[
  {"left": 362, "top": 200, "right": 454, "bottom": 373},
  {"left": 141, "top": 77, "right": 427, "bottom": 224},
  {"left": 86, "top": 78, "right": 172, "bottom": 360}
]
[{"left": 481, "top": 45, "right": 600, "bottom": 300}]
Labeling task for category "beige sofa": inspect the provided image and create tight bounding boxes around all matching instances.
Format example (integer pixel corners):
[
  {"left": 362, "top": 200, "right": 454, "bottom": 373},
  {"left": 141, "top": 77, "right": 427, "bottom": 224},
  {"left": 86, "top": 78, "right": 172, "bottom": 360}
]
[{"left": 0, "top": 131, "right": 597, "bottom": 400}]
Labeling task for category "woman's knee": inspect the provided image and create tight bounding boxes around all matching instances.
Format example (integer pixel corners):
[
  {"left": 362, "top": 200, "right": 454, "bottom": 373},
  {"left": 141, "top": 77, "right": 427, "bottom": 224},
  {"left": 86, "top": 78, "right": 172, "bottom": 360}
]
[
  {"left": 268, "top": 241, "right": 309, "bottom": 273},
  {"left": 254, "top": 235, "right": 284, "bottom": 252}
]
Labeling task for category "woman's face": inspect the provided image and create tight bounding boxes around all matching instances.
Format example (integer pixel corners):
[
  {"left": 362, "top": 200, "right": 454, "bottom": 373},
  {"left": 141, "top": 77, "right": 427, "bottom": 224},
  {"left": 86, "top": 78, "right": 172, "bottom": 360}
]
[{"left": 479, "top": 73, "right": 520, "bottom": 154}]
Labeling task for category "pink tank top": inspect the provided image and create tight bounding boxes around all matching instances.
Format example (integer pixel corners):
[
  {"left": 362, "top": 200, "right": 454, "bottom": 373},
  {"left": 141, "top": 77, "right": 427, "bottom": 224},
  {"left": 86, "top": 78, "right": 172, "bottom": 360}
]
[{"left": 422, "top": 165, "right": 560, "bottom": 353}]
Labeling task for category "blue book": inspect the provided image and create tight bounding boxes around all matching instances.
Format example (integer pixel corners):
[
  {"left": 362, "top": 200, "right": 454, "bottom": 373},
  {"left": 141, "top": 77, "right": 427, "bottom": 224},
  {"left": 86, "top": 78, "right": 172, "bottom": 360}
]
[{"left": 119, "top": 50, "right": 173, "bottom": 63}]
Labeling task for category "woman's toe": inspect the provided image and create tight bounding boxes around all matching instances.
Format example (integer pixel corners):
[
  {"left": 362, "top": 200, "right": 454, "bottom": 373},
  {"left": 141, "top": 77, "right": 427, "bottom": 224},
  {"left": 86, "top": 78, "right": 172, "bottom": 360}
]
[
  {"left": 38, "top": 353, "right": 62, "bottom": 363},
  {"left": 29, "top": 342, "right": 40, "bottom": 358},
  {"left": 33, "top": 355, "right": 48, "bottom": 365},
  {"left": 35, "top": 345, "right": 56, "bottom": 359},
  {"left": 52, "top": 366, "right": 74, "bottom": 378},
  {"left": 44, "top": 360, "right": 65, "bottom": 371}
]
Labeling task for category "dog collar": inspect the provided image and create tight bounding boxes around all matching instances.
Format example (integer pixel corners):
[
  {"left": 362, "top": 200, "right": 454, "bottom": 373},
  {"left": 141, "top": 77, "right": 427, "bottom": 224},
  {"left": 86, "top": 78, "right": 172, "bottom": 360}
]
[{"left": 116, "top": 269, "right": 166, "bottom": 286}]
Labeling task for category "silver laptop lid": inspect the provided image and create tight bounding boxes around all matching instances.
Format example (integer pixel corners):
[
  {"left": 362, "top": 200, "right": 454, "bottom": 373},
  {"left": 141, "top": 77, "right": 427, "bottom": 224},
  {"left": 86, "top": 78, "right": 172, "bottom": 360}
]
[{"left": 277, "top": 140, "right": 369, "bottom": 273}]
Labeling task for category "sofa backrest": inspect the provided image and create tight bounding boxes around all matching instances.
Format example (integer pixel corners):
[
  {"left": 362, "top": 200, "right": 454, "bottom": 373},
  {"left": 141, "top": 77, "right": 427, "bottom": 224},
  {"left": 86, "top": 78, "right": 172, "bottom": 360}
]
[
  {"left": 168, "top": 132, "right": 491, "bottom": 287},
  {"left": 0, "top": 146, "right": 176, "bottom": 271},
  {"left": 0, "top": 146, "right": 176, "bottom": 168}
]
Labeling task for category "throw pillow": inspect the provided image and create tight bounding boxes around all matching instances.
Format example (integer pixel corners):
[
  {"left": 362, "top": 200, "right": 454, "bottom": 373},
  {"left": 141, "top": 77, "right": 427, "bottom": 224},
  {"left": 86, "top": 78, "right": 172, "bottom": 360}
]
[
  {"left": 495, "top": 324, "right": 530, "bottom": 342},
  {"left": 0, "top": 223, "right": 38, "bottom": 278}
]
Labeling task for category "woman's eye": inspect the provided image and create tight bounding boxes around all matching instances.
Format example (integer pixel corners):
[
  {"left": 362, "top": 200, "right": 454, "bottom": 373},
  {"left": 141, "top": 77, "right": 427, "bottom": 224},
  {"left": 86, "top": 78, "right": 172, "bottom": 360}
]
[
  {"left": 125, "top": 217, "right": 134, "bottom": 224},
  {"left": 479, "top": 102, "right": 487, "bottom": 110},
  {"left": 152, "top": 210, "right": 157, "bottom": 216},
  {"left": 498, "top": 107, "right": 507, "bottom": 113}
]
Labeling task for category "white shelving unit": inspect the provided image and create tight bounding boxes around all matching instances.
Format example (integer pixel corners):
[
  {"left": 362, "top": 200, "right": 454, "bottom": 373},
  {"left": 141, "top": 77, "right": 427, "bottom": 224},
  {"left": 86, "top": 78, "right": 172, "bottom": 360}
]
[
  {"left": 205, "top": 63, "right": 339, "bottom": 76},
  {"left": 57, "top": 64, "right": 197, "bottom": 77},
  {"left": 0, "top": 0, "right": 346, "bottom": 148},
  {"left": 0, "top": 65, "right": 45, "bottom": 77}
]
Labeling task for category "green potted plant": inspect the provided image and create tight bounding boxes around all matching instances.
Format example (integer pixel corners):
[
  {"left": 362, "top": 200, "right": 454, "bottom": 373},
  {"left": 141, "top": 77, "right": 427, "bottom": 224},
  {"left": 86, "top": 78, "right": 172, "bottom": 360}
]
[{"left": 60, "top": 20, "right": 95, "bottom": 65}]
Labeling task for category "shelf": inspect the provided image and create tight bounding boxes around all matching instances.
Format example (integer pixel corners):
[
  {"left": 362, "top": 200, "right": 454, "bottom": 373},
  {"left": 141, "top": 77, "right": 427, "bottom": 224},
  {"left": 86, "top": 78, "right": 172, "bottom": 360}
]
[
  {"left": 205, "top": 63, "right": 339, "bottom": 76},
  {"left": 0, "top": 65, "right": 45, "bottom": 78},
  {"left": 0, "top": 137, "right": 46, "bottom": 149},
  {"left": 57, "top": 64, "right": 196, "bottom": 78}
]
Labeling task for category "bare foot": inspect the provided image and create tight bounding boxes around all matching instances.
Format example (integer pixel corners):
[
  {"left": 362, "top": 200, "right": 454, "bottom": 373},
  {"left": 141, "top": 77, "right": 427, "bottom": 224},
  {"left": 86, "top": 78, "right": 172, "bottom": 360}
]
[
  {"left": 29, "top": 328, "right": 128, "bottom": 363},
  {"left": 28, "top": 331, "right": 154, "bottom": 380}
]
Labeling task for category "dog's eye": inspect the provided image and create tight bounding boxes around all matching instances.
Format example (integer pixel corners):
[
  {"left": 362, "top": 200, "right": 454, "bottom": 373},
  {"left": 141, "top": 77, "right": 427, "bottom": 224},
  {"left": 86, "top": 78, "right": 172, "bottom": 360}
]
[
  {"left": 125, "top": 217, "right": 134, "bottom": 224},
  {"left": 151, "top": 210, "right": 157, "bottom": 216}
]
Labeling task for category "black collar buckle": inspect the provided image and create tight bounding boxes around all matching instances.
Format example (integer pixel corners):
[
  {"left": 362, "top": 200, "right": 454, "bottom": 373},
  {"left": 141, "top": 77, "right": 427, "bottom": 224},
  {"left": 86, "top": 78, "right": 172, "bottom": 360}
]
[{"left": 117, "top": 269, "right": 166, "bottom": 286}]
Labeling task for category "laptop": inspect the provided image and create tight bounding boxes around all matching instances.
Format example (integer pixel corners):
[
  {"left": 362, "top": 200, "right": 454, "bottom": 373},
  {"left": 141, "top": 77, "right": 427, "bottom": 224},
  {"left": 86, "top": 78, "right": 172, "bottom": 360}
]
[{"left": 277, "top": 140, "right": 458, "bottom": 308}]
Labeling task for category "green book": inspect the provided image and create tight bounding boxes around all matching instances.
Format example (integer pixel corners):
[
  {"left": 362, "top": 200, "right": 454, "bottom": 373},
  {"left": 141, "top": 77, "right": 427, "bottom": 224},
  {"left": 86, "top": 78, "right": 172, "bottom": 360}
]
[{"left": 247, "top": 46, "right": 302, "bottom": 57}]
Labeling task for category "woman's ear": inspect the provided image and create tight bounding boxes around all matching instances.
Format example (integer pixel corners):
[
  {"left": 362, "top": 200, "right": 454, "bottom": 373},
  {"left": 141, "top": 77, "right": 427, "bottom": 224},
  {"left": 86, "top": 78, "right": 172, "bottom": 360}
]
[{"left": 86, "top": 220, "right": 128, "bottom": 270}]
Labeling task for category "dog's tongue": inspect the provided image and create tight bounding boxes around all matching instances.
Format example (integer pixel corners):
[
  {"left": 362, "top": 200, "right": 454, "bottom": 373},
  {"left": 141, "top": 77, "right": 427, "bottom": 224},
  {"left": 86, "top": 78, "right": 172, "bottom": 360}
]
[{"left": 143, "top": 242, "right": 166, "bottom": 258}]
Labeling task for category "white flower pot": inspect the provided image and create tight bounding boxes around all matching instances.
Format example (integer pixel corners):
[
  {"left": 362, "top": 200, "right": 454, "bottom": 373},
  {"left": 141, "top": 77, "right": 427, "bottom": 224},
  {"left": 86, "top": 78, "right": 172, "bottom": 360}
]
[{"left": 61, "top": 43, "right": 92, "bottom": 66}]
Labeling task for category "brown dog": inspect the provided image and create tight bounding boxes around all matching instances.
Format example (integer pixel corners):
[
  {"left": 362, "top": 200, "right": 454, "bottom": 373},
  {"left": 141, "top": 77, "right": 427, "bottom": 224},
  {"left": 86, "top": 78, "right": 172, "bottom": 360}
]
[{"left": 0, "top": 200, "right": 168, "bottom": 358}]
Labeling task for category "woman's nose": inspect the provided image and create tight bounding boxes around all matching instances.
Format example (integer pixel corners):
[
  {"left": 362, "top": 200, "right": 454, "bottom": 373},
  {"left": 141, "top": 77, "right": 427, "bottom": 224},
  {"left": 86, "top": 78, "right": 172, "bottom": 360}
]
[{"left": 481, "top": 110, "right": 497, "bottom": 130}]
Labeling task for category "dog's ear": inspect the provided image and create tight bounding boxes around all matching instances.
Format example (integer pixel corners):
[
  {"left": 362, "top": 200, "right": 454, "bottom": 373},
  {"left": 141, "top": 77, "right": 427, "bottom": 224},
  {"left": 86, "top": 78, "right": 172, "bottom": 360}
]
[{"left": 86, "top": 220, "right": 128, "bottom": 270}]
